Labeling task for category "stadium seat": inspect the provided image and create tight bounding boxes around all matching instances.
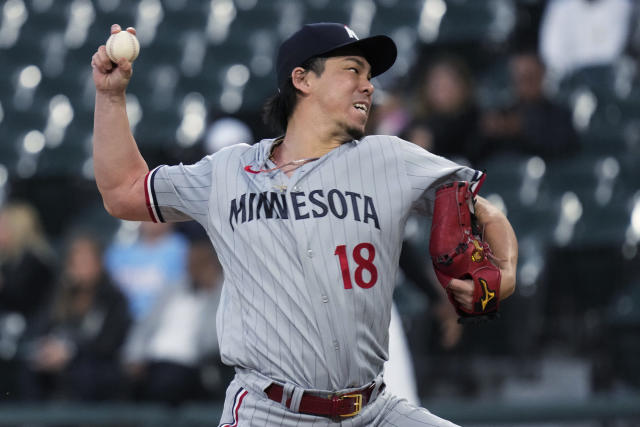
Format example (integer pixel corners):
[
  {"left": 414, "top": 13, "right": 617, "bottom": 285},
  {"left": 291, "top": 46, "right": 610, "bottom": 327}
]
[
  {"left": 437, "top": 0, "right": 508, "bottom": 44},
  {"left": 370, "top": 0, "right": 422, "bottom": 36},
  {"left": 556, "top": 65, "right": 617, "bottom": 103},
  {"left": 303, "top": 0, "right": 351, "bottom": 25},
  {"left": 476, "top": 153, "right": 530, "bottom": 203},
  {"left": 91, "top": 1, "right": 139, "bottom": 43},
  {"left": 605, "top": 281, "right": 640, "bottom": 387}
]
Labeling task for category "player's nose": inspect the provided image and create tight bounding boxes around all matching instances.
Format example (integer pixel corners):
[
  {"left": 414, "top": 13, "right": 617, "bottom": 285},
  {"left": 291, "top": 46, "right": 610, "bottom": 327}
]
[{"left": 361, "top": 77, "right": 374, "bottom": 95}]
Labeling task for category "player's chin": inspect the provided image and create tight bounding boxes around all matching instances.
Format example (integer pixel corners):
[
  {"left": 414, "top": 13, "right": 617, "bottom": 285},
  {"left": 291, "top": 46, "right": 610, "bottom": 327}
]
[
  {"left": 346, "top": 125, "right": 365, "bottom": 141},
  {"left": 345, "top": 118, "right": 367, "bottom": 140}
]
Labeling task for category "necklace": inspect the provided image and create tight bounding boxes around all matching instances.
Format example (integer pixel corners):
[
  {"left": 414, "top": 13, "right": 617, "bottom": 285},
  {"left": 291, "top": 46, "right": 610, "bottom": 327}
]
[{"left": 249, "top": 138, "right": 319, "bottom": 174}]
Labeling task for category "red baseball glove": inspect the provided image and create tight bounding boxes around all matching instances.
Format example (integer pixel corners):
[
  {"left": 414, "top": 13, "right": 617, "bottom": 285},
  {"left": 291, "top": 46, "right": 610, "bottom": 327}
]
[{"left": 429, "top": 180, "right": 501, "bottom": 323}]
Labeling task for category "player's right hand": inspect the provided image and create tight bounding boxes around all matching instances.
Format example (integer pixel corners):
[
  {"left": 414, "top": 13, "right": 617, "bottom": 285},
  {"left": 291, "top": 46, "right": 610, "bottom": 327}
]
[
  {"left": 91, "top": 25, "right": 135, "bottom": 94},
  {"left": 447, "top": 278, "right": 474, "bottom": 311}
]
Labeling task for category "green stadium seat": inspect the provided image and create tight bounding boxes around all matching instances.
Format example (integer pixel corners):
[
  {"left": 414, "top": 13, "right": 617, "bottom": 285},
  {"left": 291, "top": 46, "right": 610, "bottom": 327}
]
[
  {"left": 303, "top": 0, "right": 351, "bottom": 25},
  {"left": 371, "top": 1, "right": 422, "bottom": 36},
  {"left": 437, "top": 0, "right": 498, "bottom": 44},
  {"left": 556, "top": 65, "right": 617, "bottom": 103},
  {"left": 134, "top": 109, "right": 181, "bottom": 147},
  {"left": 91, "top": 1, "right": 139, "bottom": 42},
  {"left": 571, "top": 199, "right": 629, "bottom": 247},
  {"left": 540, "top": 154, "right": 599, "bottom": 203},
  {"left": 160, "top": 1, "right": 208, "bottom": 32},
  {"left": 476, "top": 153, "right": 530, "bottom": 202}
]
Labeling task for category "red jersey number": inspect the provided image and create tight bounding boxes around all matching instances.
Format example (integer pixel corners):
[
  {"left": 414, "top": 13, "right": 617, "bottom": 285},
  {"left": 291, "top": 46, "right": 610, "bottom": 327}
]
[{"left": 334, "top": 243, "right": 378, "bottom": 289}]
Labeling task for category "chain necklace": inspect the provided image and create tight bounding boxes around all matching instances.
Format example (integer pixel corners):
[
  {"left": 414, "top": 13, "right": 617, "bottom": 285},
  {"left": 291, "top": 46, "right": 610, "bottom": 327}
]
[{"left": 244, "top": 138, "right": 319, "bottom": 174}]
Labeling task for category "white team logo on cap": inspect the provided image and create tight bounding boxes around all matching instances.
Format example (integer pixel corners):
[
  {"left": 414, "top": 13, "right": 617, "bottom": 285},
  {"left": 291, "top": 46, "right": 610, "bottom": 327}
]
[{"left": 344, "top": 25, "right": 359, "bottom": 40}]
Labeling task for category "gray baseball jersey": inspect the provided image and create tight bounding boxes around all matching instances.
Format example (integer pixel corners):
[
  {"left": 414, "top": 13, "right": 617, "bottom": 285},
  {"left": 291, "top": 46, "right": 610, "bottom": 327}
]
[{"left": 144, "top": 135, "right": 479, "bottom": 418}]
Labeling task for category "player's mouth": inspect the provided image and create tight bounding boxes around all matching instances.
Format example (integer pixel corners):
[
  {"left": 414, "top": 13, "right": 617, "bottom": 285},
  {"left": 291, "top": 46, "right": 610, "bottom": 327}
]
[{"left": 353, "top": 102, "right": 369, "bottom": 117}]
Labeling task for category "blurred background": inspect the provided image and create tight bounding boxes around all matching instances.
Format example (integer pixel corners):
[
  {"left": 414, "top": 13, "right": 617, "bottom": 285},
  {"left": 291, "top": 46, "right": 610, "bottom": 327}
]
[{"left": 1, "top": 0, "right": 640, "bottom": 425}]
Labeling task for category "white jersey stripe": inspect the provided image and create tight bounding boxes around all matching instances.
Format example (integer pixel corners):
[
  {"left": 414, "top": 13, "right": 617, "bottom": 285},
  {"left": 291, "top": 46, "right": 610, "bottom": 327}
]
[{"left": 470, "top": 170, "right": 486, "bottom": 196}]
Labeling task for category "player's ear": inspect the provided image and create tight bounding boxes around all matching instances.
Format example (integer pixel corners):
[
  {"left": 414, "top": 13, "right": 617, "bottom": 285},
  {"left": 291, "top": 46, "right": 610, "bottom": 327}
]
[{"left": 291, "top": 67, "right": 312, "bottom": 94}]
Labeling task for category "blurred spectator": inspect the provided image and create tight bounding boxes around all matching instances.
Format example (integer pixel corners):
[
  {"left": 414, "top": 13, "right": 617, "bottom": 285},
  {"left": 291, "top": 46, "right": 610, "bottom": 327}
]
[
  {"left": 365, "top": 88, "right": 412, "bottom": 137},
  {"left": 477, "top": 50, "right": 579, "bottom": 161},
  {"left": 104, "top": 222, "right": 189, "bottom": 321},
  {"left": 122, "top": 240, "right": 227, "bottom": 405},
  {"left": 0, "top": 202, "right": 55, "bottom": 400},
  {"left": 539, "top": 0, "right": 633, "bottom": 82},
  {"left": 0, "top": 202, "right": 55, "bottom": 321},
  {"left": 404, "top": 55, "right": 479, "bottom": 161},
  {"left": 204, "top": 116, "right": 254, "bottom": 154},
  {"left": 21, "top": 232, "right": 131, "bottom": 401}
]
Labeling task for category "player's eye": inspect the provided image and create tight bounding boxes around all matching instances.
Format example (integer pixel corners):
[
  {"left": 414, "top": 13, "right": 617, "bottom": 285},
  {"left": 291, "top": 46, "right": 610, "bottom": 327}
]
[{"left": 348, "top": 67, "right": 359, "bottom": 73}]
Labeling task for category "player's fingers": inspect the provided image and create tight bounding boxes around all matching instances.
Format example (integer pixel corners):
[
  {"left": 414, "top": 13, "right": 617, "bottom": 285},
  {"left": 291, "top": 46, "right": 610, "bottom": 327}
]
[
  {"left": 126, "top": 27, "right": 137, "bottom": 35},
  {"left": 448, "top": 278, "right": 474, "bottom": 309},
  {"left": 92, "top": 48, "right": 112, "bottom": 73},
  {"left": 111, "top": 24, "right": 122, "bottom": 34},
  {"left": 96, "top": 46, "right": 113, "bottom": 70},
  {"left": 116, "top": 58, "right": 133, "bottom": 78},
  {"left": 447, "top": 278, "right": 473, "bottom": 295},
  {"left": 91, "top": 56, "right": 102, "bottom": 73}
]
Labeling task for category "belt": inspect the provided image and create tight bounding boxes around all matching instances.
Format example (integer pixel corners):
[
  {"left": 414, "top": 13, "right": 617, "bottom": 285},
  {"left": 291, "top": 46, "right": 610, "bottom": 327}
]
[{"left": 265, "top": 381, "right": 382, "bottom": 419}]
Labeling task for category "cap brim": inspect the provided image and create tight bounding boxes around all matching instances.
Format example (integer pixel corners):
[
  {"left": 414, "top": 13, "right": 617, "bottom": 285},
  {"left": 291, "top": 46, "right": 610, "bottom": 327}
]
[{"left": 322, "top": 35, "right": 397, "bottom": 78}]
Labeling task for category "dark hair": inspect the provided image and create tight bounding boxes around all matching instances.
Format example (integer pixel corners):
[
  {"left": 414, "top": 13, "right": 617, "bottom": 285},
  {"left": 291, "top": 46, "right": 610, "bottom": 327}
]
[{"left": 262, "top": 56, "right": 327, "bottom": 134}]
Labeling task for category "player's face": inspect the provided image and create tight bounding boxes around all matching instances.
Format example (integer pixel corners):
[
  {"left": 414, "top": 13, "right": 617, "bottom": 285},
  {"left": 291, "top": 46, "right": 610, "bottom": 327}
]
[{"left": 310, "top": 55, "right": 374, "bottom": 140}]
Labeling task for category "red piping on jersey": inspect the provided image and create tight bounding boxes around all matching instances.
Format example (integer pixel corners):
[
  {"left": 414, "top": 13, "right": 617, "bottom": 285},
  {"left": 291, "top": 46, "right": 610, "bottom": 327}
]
[
  {"left": 232, "top": 391, "right": 247, "bottom": 426},
  {"left": 221, "top": 389, "right": 248, "bottom": 427},
  {"left": 143, "top": 170, "right": 158, "bottom": 223},
  {"left": 244, "top": 165, "right": 261, "bottom": 174},
  {"left": 471, "top": 172, "right": 487, "bottom": 197}
]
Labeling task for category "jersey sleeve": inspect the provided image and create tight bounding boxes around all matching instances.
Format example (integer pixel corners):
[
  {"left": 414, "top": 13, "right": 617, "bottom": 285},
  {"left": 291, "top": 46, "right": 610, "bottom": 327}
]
[
  {"left": 397, "top": 137, "right": 484, "bottom": 215},
  {"left": 144, "top": 156, "right": 214, "bottom": 224}
]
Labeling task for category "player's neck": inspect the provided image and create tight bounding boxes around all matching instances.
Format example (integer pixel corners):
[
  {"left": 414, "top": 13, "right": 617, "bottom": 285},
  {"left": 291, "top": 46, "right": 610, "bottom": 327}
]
[{"left": 281, "top": 118, "right": 347, "bottom": 161}]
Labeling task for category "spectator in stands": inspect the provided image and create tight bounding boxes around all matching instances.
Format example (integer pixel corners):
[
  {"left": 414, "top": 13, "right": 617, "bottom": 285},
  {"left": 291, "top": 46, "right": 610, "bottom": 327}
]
[
  {"left": 21, "top": 232, "right": 131, "bottom": 401},
  {"left": 104, "top": 221, "right": 188, "bottom": 321},
  {"left": 404, "top": 55, "right": 479, "bottom": 162},
  {"left": 0, "top": 202, "right": 55, "bottom": 322},
  {"left": 365, "top": 88, "right": 412, "bottom": 137},
  {"left": 477, "top": 50, "right": 579, "bottom": 161},
  {"left": 122, "top": 239, "right": 227, "bottom": 405},
  {"left": 539, "top": 0, "right": 633, "bottom": 82},
  {"left": 0, "top": 202, "right": 55, "bottom": 400}
]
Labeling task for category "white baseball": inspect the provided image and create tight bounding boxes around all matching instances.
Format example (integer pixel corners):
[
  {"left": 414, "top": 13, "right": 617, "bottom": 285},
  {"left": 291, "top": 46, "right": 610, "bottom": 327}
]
[{"left": 105, "top": 30, "right": 140, "bottom": 63}]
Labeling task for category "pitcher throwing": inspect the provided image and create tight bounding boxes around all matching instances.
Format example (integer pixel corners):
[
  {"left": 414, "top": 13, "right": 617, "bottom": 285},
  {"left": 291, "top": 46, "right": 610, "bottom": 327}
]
[{"left": 91, "top": 22, "right": 518, "bottom": 426}]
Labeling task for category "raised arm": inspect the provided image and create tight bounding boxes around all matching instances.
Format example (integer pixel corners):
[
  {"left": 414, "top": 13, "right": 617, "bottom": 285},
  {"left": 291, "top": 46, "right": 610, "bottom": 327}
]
[{"left": 91, "top": 25, "right": 150, "bottom": 221}]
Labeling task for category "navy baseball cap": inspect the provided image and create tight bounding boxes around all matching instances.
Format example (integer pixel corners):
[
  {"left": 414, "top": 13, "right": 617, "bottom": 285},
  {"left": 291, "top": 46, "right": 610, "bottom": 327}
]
[{"left": 276, "top": 23, "right": 397, "bottom": 89}]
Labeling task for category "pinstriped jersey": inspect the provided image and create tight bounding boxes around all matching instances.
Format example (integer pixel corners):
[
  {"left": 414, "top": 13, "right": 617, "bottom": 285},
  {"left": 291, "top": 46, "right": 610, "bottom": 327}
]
[{"left": 144, "top": 135, "right": 481, "bottom": 391}]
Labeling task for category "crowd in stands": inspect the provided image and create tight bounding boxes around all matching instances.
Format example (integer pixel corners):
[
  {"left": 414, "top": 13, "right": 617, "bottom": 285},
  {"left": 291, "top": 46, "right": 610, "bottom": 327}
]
[
  {"left": 0, "top": 206, "right": 232, "bottom": 404},
  {"left": 1, "top": 0, "right": 640, "bottom": 407}
]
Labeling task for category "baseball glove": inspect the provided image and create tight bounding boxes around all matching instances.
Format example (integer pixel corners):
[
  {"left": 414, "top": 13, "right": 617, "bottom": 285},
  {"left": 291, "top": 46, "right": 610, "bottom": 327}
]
[{"left": 429, "top": 180, "right": 501, "bottom": 323}]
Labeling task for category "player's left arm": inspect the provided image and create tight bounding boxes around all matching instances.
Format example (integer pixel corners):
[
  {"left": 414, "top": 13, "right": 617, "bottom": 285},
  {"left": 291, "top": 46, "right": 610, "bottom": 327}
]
[
  {"left": 445, "top": 196, "right": 517, "bottom": 311},
  {"left": 474, "top": 196, "right": 517, "bottom": 300}
]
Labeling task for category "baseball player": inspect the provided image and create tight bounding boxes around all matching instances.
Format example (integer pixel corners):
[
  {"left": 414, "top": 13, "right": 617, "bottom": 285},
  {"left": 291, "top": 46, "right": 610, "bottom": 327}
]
[{"left": 91, "top": 23, "right": 517, "bottom": 426}]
